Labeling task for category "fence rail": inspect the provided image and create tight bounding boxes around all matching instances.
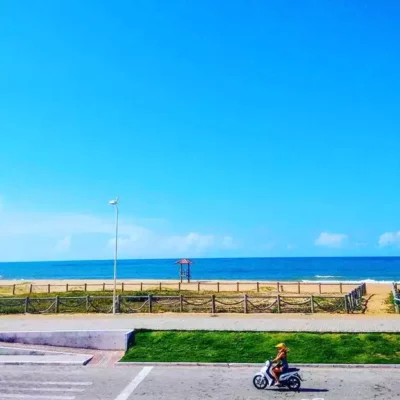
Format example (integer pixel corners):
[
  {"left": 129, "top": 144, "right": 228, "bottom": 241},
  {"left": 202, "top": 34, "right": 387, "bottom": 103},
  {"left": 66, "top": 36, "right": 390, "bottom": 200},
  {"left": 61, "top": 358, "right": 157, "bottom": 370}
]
[
  {"left": 0, "top": 284, "right": 367, "bottom": 315},
  {"left": 393, "top": 283, "right": 400, "bottom": 314},
  {"left": 0, "top": 280, "right": 362, "bottom": 296}
]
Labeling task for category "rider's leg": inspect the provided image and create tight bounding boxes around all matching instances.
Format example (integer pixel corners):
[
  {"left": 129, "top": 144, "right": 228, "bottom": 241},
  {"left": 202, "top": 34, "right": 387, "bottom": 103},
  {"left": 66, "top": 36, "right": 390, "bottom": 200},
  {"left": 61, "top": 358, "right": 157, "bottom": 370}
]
[{"left": 271, "top": 367, "right": 281, "bottom": 384}]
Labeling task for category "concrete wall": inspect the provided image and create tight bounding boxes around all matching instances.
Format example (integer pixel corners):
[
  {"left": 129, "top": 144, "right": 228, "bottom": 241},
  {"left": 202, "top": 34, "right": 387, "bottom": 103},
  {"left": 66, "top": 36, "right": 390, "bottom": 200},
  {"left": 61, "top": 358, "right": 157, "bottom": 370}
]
[{"left": 0, "top": 329, "right": 134, "bottom": 351}]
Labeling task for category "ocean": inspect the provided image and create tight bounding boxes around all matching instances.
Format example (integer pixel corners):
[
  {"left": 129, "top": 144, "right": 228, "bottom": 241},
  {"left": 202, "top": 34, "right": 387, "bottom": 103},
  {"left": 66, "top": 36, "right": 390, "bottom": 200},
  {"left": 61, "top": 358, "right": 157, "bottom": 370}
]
[{"left": 0, "top": 257, "right": 399, "bottom": 282}]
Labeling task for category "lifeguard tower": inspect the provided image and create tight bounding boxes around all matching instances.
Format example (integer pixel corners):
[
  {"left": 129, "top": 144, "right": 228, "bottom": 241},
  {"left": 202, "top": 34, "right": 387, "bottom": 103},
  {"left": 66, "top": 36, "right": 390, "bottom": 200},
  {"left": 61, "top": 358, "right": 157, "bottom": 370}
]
[{"left": 176, "top": 258, "right": 193, "bottom": 283}]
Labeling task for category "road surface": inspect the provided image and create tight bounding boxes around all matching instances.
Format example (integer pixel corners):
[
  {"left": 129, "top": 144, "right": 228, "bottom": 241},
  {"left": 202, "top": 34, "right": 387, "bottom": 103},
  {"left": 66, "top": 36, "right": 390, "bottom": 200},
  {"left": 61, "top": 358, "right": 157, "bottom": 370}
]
[
  {"left": 0, "top": 365, "right": 397, "bottom": 400},
  {"left": 0, "top": 313, "right": 399, "bottom": 332}
]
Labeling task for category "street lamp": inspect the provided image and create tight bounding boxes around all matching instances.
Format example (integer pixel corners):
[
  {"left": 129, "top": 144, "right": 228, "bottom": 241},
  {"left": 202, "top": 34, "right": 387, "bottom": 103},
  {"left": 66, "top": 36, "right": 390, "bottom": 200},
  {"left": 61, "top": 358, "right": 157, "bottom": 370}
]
[{"left": 109, "top": 197, "right": 119, "bottom": 315}]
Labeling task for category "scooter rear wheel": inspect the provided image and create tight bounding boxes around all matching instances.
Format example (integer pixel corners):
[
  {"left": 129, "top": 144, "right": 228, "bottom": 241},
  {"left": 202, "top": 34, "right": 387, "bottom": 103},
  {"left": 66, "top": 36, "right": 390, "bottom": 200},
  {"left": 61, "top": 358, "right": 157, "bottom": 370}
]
[
  {"left": 286, "top": 376, "right": 301, "bottom": 391},
  {"left": 253, "top": 374, "right": 268, "bottom": 389}
]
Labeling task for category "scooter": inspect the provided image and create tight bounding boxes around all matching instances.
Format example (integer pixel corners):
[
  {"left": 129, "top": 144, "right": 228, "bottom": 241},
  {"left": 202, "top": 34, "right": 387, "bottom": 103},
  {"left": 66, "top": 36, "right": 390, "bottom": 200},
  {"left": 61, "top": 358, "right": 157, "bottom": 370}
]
[{"left": 253, "top": 360, "right": 302, "bottom": 391}]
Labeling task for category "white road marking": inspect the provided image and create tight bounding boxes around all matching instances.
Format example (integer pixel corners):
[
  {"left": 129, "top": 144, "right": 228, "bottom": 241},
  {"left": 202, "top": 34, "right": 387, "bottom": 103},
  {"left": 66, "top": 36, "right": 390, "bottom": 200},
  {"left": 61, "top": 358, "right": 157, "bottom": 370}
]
[
  {"left": 301, "top": 398, "right": 325, "bottom": 400},
  {"left": 0, "top": 381, "right": 92, "bottom": 386},
  {"left": 0, "top": 394, "right": 75, "bottom": 400},
  {"left": 0, "top": 386, "right": 84, "bottom": 392},
  {"left": 114, "top": 366, "right": 153, "bottom": 400}
]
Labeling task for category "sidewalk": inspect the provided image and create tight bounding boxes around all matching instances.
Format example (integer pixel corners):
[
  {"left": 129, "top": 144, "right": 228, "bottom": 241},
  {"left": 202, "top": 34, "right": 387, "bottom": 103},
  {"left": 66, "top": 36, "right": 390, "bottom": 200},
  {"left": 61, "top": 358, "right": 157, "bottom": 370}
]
[{"left": 0, "top": 313, "right": 399, "bottom": 332}]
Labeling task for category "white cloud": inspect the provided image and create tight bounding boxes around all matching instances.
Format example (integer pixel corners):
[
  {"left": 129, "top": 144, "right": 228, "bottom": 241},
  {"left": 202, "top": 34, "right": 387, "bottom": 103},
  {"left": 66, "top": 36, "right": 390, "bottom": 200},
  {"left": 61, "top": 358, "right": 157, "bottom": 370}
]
[
  {"left": 287, "top": 244, "right": 296, "bottom": 250},
  {"left": 222, "top": 236, "right": 234, "bottom": 248},
  {"left": 162, "top": 232, "right": 215, "bottom": 253},
  {"left": 55, "top": 236, "right": 71, "bottom": 253},
  {"left": 355, "top": 242, "right": 368, "bottom": 248},
  {"left": 0, "top": 203, "right": 234, "bottom": 260},
  {"left": 108, "top": 231, "right": 232, "bottom": 257},
  {"left": 378, "top": 231, "right": 400, "bottom": 247},
  {"left": 314, "top": 232, "right": 348, "bottom": 248},
  {"left": 263, "top": 242, "right": 276, "bottom": 250}
]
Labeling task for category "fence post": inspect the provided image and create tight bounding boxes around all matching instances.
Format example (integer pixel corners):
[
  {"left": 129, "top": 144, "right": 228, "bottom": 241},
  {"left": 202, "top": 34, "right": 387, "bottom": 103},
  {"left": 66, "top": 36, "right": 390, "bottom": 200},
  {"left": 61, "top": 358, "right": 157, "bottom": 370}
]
[
  {"left": 310, "top": 296, "right": 314, "bottom": 313},
  {"left": 117, "top": 295, "right": 121, "bottom": 313},
  {"left": 277, "top": 295, "right": 281, "bottom": 313},
  {"left": 319, "top": 283, "right": 322, "bottom": 294},
  {"left": 25, "top": 297, "right": 29, "bottom": 313},
  {"left": 217, "top": 282, "right": 220, "bottom": 293},
  {"left": 180, "top": 295, "right": 183, "bottom": 312},
  {"left": 121, "top": 282, "right": 124, "bottom": 293},
  {"left": 48, "top": 284, "right": 51, "bottom": 294},
  {"left": 363, "top": 283, "right": 367, "bottom": 295},
  {"left": 86, "top": 295, "right": 90, "bottom": 312},
  {"left": 178, "top": 282, "right": 181, "bottom": 292},
  {"left": 148, "top": 295, "right": 153, "bottom": 313},
  {"left": 340, "top": 283, "right": 343, "bottom": 293},
  {"left": 29, "top": 284, "right": 33, "bottom": 294},
  {"left": 12, "top": 284, "right": 16, "bottom": 295},
  {"left": 237, "top": 282, "right": 240, "bottom": 292},
  {"left": 211, "top": 295, "right": 216, "bottom": 314},
  {"left": 344, "top": 295, "right": 349, "bottom": 313},
  {"left": 244, "top": 294, "right": 248, "bottom": 314},
  {"left": 198, "top": 282, "right": 200, "bottom": 292},
  {"left": 277, "top": 282, "right": 280, "bottom": 293},
  {"left": 297, "top": 282, "right": 300, "bottom": 294},
  {"left": 55, "top": 296, "right": 59, "bottom": 313},
  {"left": 103, "top": 283, "right": 105, "bottom": 291},
  {"left": 159, "top": 282, "right": 162, "bottom": 291},
  {"left": 257, "top": 282, "right": 260, "bottom": 292},
  {"left": 140, "top": 282, "right": 143, "bottom": 291},
  {"left": 84, "top": 283, "right": 87, "bottom": 292}
]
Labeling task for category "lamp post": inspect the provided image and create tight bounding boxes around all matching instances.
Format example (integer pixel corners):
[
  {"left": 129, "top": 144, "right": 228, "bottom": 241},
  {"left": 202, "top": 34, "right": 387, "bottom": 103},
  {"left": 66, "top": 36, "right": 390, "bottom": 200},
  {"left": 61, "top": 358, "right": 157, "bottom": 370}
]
[{"left": 109, "top": 197, "right": 119, "bottom": 315}]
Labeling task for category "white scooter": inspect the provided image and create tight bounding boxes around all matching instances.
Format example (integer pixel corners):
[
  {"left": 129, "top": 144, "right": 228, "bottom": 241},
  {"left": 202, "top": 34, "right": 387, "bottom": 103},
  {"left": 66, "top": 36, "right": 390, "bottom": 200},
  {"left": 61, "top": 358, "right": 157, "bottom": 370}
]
[{"left": 253, "top": 360, "right": 302, "bottom": 391}]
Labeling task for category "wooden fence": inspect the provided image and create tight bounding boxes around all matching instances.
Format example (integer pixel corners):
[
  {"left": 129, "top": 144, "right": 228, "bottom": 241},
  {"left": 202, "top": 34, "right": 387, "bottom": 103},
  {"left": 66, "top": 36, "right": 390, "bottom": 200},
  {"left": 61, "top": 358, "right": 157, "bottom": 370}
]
[
  {"left": 344, "top": 283, "right": 366, "bottom": 313},
  {"left": 0, "top": 284, "right": 366, "bottom": 314},
  {"left": 0, "top": 280, "right": 361, "bottom": 295},
  {"left": 393, "top": 283, "right": 400, "bottom": 314}
]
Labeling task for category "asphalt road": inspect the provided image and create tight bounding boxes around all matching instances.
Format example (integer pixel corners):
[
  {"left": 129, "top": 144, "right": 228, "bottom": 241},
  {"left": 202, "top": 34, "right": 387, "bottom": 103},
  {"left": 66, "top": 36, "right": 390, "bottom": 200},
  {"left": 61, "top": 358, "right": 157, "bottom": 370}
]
[{"left": 0, "top": 365, "right": 397, "bottom": 400}]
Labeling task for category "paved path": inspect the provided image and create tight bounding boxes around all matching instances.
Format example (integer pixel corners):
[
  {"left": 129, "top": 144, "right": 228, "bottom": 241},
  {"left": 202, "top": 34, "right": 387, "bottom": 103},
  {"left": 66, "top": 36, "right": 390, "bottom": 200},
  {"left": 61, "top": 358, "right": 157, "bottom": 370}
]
[
  {"left": 0, "top": 364, "right": 398, "bottom": 400},
  {"left": 0, "top": 313, "right": 399, "bottom": 332}
]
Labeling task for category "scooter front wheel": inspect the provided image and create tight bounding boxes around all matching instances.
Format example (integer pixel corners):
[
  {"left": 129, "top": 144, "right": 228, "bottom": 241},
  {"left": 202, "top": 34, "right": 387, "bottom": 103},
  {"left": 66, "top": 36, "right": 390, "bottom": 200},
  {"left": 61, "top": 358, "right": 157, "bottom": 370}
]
[{"left": 253, "top": 374, "right": 268, "bottom": 390}]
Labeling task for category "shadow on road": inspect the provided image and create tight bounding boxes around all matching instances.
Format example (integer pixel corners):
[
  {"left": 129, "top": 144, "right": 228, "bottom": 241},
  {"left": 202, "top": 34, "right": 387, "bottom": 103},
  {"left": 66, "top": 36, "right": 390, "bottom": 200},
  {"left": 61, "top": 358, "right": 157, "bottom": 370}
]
[{"left": 273, "top": 388, "right": 329, "bottom": 393}]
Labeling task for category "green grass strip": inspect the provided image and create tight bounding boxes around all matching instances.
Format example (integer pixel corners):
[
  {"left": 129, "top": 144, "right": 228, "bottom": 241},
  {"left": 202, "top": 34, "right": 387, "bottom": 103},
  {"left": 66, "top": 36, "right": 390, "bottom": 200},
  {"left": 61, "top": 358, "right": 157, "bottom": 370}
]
[{"left": 121, "top": 330, "right": 400, "bottom": 364}]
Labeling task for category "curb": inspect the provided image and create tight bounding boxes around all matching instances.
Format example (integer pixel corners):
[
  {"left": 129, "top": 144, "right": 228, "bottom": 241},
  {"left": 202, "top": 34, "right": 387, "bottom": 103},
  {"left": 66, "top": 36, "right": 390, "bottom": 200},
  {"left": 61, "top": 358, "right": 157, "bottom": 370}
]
[{"left": 116, "top": 361, "right": 400, "bottom": 369}]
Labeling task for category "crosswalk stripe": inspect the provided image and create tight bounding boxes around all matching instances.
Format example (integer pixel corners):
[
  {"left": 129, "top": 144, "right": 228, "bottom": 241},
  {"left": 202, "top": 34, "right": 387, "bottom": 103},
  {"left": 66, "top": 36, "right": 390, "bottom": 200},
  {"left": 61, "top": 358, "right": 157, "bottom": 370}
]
[
  {"left": 0, "top": 381, "right": 92, "bottom": 386},
  {"left": 0, "top": 386, "right": 84, "bottom": 392},
  {"left": 0, "top": 394, "right": 76, "bottom": 400},
  {"left": 114, "top": 367, "right": 153, "bottom": 400}
]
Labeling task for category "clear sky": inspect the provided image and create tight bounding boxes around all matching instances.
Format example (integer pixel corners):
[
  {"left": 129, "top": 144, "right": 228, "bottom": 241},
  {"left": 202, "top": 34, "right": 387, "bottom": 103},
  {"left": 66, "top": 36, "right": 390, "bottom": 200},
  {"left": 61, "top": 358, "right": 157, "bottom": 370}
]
[{"left": 0, "top": 1, "right": 399, "bottom": 261}]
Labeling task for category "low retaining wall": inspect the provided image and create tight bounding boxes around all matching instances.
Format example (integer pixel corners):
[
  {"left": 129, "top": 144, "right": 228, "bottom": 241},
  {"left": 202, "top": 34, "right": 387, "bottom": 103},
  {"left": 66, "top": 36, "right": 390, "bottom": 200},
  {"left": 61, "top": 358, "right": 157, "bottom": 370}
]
[{"left": 0, "top": 329, "right": 134, "bottom": 351}]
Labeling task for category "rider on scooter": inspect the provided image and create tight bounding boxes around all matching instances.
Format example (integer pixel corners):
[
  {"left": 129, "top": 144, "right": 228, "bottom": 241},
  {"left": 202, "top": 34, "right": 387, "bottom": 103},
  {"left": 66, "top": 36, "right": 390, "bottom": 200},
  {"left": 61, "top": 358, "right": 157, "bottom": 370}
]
[{"left": 271, "top": 343, "right": 289, "bottom": 386}]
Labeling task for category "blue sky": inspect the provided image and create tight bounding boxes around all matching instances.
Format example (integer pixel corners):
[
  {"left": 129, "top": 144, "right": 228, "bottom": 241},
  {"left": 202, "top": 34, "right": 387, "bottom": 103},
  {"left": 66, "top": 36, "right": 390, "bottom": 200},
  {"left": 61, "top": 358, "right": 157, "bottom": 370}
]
[{"left": 0, "top": 1, "right": 399, "bottom": 261}]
